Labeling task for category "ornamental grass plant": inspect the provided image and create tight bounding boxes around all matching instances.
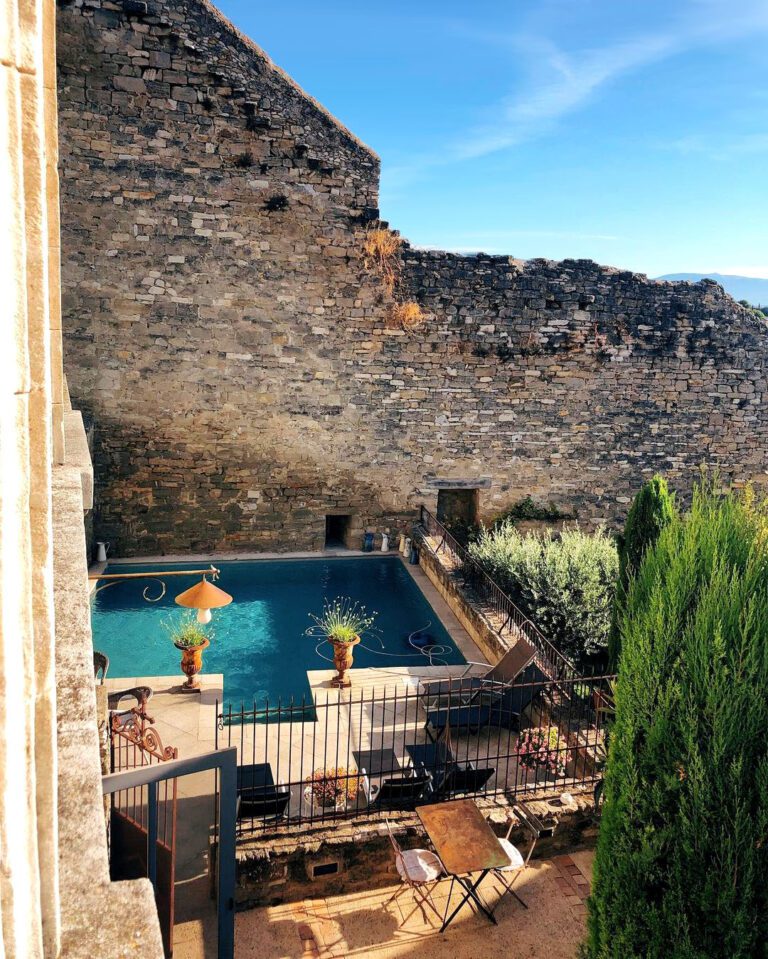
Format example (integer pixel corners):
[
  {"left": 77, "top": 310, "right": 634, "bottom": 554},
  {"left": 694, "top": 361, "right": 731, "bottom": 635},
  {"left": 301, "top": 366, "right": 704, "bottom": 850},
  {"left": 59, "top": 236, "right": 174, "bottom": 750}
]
[
  {"left": 305, "top": 597, "right": 379, "bottom": 644},
  {"left": 162, "top": 611, "right": 209, "bottom": 648},
  {"left": 585, "top": 482, "right": 768, "bottom": 958}
]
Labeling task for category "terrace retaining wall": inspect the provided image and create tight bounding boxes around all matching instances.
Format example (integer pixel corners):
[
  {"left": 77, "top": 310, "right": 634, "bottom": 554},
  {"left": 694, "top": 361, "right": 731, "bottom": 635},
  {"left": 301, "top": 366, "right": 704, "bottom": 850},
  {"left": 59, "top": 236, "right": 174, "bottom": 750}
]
[
  {"left": 227, "top": 793, "right": 597, "bottom": 909},
  {"left": 57, "top": 0, "right": 768, "bottom": 556},
  {"left": 416, "top": 539, "right": 508, "bottom": 665}
]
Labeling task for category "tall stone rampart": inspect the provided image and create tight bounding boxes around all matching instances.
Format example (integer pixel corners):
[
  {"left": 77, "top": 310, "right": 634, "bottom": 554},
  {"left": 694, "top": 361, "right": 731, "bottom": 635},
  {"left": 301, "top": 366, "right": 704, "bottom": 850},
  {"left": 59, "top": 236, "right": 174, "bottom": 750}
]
[{"left": 57, "top": 0, "right": 768, "bottom": 553}]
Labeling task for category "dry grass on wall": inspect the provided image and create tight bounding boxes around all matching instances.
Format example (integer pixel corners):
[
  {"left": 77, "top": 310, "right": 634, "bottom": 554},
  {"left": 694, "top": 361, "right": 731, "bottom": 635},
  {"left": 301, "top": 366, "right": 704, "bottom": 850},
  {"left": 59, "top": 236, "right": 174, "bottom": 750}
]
[
  {"left": 388, "top": 300, "right": 427, "bottom": 331},
  {"left": 362, "top": 227, "right": 403, "bottom": 294}
]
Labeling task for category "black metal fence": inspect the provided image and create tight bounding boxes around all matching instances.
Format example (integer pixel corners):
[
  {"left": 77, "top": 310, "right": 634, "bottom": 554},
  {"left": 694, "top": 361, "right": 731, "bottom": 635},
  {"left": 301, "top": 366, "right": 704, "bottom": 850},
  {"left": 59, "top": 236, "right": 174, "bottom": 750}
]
[
  {"left": 216, "top": 670, "right": 614, "bottom": 834},
  {"left": 418, "top": 506, "right": 579, "bottom": 682}
]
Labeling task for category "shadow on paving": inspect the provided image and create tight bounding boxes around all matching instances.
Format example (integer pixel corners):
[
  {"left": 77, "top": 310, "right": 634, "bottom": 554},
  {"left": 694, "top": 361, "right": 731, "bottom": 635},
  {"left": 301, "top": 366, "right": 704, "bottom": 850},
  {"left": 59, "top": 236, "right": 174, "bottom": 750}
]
[{"left": 234, "top": 853, "right": 594, "bottom": 959}]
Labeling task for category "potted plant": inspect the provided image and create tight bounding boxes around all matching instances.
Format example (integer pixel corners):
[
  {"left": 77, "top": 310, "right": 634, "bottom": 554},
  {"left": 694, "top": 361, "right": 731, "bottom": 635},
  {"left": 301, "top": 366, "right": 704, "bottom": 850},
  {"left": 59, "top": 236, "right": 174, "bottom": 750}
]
[
  {"left": 163, "top": 612, "right": 211, "bottom": 692},
  {"left": 305, "top": 597, "right": 378, "bottom": 688},
  {"left": 516, "top": 725, "right": 567, "bottom": 783},
  {"left": 303, "top": 766, "right": 361, "bottom": 812}
]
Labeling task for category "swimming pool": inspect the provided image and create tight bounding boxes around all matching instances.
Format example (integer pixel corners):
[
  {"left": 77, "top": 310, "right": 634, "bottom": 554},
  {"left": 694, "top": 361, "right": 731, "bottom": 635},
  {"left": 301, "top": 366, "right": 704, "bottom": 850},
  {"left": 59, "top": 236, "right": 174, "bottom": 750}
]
[{"left": 90, "top": 556, "right": 465, "bottom": 709}]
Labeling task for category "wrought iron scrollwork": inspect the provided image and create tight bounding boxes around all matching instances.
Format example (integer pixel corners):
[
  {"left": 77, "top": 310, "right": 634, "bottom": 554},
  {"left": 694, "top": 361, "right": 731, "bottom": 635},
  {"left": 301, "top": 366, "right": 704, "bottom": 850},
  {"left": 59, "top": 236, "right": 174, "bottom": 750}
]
[
  {"left": 111, "top": 710, "right": 178, "bottom": 762},
  {"left": 142, "top": 578, "right": 167, "bottom": 603}
]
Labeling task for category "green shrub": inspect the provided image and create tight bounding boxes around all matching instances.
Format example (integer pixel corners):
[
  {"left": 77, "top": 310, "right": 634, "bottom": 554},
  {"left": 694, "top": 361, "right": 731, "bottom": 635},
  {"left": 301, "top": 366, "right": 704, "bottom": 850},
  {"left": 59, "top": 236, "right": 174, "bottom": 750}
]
[
  {"left": 585, "top": 484, "right": 768, "bottom": 958},
  {"left": 492, "top": 495, "right": 574, "bottom": 527},
  {"left": 609, "top": 474, "right": 676, "bottom": 667},
  {"left": 468, "top": 524, "right": 618, "bottom": 661}
]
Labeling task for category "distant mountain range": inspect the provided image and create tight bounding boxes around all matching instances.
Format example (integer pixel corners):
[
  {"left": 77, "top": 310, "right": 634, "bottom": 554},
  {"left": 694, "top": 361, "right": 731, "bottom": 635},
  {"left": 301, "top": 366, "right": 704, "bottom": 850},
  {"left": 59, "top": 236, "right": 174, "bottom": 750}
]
[{"left": 656, "top": 273, "right": 768, "bottom": 307}]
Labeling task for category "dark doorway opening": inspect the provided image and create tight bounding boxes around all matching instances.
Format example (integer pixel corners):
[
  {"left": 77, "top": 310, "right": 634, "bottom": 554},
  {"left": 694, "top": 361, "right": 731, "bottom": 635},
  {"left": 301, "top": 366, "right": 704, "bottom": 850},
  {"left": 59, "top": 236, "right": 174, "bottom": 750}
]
[
  {"left": 436, "top": 489, "right": 480, "bottom": 537},
  {"left": 325, "top": 515, "right": 351, "bottom": 548}
]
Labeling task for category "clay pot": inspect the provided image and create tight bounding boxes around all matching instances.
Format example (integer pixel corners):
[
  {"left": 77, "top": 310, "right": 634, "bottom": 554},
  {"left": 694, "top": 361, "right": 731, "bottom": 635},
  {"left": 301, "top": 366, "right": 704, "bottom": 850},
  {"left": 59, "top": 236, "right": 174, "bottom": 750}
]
[
  {"left": 174, "top": 638, "right": 210, "bottom": 692},
  {"left": 329, "top": 636, "right": 360, "bottom": 688}
]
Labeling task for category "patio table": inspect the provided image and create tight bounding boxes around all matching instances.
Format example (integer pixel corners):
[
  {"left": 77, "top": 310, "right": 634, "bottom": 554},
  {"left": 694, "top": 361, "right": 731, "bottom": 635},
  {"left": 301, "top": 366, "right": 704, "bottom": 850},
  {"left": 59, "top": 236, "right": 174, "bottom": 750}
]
[{"left": 417, "top": 799, "right": 511, "bottom": 931}]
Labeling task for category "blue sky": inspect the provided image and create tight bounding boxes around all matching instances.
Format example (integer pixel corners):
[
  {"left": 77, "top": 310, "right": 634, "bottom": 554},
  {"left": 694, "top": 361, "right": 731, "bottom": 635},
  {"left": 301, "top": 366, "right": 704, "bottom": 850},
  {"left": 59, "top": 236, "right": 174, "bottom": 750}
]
[{"left": 216, "top": 0, "right": 768, "bottom": 278}]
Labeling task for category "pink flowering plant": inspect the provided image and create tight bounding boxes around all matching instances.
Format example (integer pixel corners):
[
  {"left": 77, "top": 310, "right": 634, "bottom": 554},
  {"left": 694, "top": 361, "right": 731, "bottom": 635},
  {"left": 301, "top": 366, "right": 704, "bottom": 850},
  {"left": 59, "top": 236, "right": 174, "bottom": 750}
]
[
  {"left": 305, "top": 767, "right": 361, "bottom": 807},
  {"left": 517, "top": 725, "right": 567, "bottom": 775}
]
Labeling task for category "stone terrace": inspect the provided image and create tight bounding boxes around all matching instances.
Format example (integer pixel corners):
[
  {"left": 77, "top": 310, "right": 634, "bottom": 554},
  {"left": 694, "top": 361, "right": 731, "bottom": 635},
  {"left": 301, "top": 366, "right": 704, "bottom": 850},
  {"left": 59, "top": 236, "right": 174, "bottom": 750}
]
[{"left": 224, "top": 850, "right": 594, "bottom": 959}]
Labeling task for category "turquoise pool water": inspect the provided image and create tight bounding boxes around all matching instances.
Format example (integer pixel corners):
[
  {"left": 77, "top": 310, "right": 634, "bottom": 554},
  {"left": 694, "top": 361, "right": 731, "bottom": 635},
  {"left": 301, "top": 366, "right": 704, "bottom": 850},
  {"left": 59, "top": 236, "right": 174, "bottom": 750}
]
[{"left": 90, "top": 556, "right": 465, "bottom": 709}]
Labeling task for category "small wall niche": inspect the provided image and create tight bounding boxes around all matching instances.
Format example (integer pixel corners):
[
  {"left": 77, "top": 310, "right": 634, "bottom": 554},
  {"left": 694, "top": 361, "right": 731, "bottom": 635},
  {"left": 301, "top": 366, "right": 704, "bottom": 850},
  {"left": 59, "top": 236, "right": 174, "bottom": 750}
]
[
  {"left": 325, "top": 514, "right": 351, "bottom": 548},
  {"left": 311, "top": 861, "right": 340, "bottom": 879}
]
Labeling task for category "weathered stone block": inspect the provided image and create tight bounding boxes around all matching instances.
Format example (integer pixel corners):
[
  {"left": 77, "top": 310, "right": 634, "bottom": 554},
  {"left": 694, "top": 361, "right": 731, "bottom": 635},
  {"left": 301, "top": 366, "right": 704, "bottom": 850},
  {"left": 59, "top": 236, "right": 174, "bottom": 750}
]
[{"left": 113, "top": 75, "right": 147, "bottom": 94}]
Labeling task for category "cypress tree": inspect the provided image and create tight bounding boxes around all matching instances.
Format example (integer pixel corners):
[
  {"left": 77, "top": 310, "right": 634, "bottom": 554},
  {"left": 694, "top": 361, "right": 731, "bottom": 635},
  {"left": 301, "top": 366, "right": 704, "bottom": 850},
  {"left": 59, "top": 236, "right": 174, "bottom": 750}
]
[
  {"left": 585, "top": 484, "right": 768, "bottom": 959},
  {"left": 609, "top": 474, "right": 676, "bottom": 667}
]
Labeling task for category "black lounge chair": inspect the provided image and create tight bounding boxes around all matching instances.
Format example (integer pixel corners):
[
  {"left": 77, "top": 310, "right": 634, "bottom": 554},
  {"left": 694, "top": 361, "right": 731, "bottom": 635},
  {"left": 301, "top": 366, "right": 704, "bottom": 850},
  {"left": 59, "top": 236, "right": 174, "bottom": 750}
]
[
  {"left": 424, "top": 659, "right": 548, "bottom": 741},
  {"left": 404, "top": 741, "right": 457, "bottom": 776},
  {"left": 419, "top": 639, "right": 537, "bottom": 710},
  {"left": 440, "top": 762, "right": 495, "bottom": 796},
  {"left": 361, "top": 769, "right": 433, "bottom": 810},
  {"left": 236, "top": 762, "right": 290, "bottom": 824},
  {"left": 405, "top": 743, "right": 494, "bottom": 798}
]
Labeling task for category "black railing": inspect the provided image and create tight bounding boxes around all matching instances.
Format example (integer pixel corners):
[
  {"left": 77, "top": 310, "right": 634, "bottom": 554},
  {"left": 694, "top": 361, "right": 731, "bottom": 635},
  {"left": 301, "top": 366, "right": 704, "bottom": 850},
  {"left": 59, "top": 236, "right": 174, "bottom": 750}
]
[
  {"left": 418, "top": 506, "right": 578, "bottom": 682},
  {"left": 216, "top": 671, "right": 613, "bottom": 834}
]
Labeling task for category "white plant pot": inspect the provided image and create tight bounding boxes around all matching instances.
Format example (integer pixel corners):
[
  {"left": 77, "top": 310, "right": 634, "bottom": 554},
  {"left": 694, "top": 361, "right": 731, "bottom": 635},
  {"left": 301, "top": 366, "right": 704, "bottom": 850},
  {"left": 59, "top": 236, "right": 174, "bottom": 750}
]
[{"left": 303, "top": 784, "right": 346, "bottom": 813}]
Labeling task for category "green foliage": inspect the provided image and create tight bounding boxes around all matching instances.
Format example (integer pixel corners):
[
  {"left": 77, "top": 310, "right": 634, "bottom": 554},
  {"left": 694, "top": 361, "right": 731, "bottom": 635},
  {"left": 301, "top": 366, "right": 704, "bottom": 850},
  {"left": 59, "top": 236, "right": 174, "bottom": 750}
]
[
  {"left": 442, "top": 517, "right": 483, "bottom": 547},
  {"left": 305, "top": 596, "right": 379, "bottom": 644},
  {"left": 738, "top": 298, "right": 768, "bottom": 319},
  {"left": 468, "top": 524, "right": 618, "bottom": 661},
  {"left": 609, "top": 475, "right": 676, "bottom": 667},
  {"left": 492, "top": 495, "right": 573, "bottom": 527},
  {"left": 585, "top": 484, "right": 768, "bottom": 959},
  {"left": 162, "top": 612, "right": 209, "bottom": 648}
]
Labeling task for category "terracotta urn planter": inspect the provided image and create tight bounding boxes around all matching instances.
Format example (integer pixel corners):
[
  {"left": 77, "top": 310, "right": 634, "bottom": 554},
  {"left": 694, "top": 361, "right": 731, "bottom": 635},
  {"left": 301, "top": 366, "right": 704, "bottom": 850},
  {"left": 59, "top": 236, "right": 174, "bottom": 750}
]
[
  {"left": 174, "top": 638, "right": 210, "bottom": 692},
  {"left": 329, "top": 636, "right": 360, "bottom": 688}
]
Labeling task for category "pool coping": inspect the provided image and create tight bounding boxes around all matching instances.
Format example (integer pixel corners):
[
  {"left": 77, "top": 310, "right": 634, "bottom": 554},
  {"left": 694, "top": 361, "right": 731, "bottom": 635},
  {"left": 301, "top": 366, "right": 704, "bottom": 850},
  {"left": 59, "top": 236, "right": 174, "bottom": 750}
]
[
  {"left": 92, "top": 552, "right": 485, "bottom": 702},
  {"left": 96, "top": 547, "right": 392, "bottom": 565}
]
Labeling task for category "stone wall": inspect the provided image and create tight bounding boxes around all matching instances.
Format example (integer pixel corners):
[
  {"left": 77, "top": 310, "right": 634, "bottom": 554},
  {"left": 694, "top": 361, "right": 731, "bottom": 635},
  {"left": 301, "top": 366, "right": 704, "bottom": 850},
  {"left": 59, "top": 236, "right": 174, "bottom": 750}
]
[
  {"left": 417, "top": 538, "right": 508, "bottom": 665},
  {"left": 57, "top": 0, "right": 768, "bottom": 556},
  {"left": 230, "top": 795, "right": 597, "bottom": 909}
]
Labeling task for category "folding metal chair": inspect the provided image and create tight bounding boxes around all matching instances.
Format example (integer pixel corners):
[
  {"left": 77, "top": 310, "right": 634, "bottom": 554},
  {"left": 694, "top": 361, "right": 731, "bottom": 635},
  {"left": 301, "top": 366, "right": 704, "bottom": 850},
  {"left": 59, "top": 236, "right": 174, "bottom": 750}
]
[
  {"left": 490, "top": 801, "right": 544, "bottom": 913},
  {"left": 385, "top": 819, "right": 445, "bottom": 923}
]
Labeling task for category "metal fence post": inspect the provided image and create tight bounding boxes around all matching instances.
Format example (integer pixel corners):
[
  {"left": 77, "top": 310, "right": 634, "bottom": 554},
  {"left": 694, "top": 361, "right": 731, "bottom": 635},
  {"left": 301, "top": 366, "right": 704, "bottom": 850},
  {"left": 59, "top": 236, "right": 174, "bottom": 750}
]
[
  {"left": 217, "top": 747, "right": 237, "bottom": 959},
  {"left": 146, "top": 780, "right": 158, "bottom": 887}
]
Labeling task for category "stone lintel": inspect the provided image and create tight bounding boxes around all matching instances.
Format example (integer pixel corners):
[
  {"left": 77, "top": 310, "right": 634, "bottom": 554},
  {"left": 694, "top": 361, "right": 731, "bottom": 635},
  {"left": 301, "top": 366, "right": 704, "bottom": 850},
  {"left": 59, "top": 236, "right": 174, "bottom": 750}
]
[{"left": 427, "top": 477, "right": 493, "bottom": 490}]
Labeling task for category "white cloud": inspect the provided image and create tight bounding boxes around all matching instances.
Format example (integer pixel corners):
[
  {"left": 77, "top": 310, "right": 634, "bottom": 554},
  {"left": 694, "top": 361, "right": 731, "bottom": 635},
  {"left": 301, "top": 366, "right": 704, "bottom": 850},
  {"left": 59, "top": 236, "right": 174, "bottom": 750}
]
[
  {"left": 453, "top": 35, "right": 673, "bottom": 161},
  {"left": 384, "top": 0, "right": 768, "bottom": 184}
]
